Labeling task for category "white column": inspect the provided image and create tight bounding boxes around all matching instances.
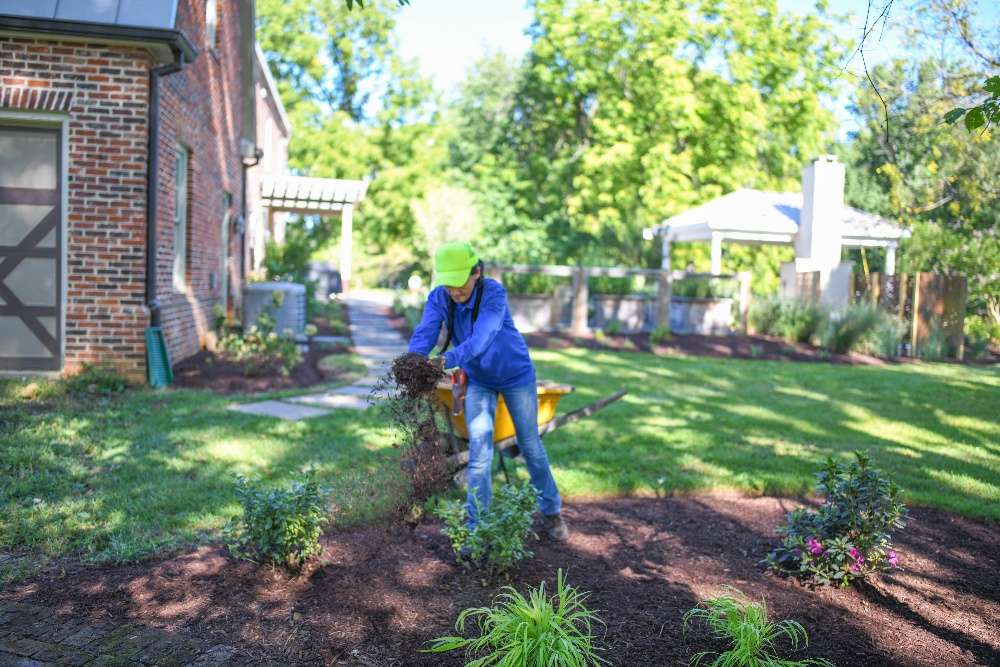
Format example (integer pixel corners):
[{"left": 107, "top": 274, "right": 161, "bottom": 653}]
[
  {"left": 660, "top": 233, "right": 672, "bottom": 271},
  {"left": 710, "top": 233, "right": 723, "bottom": 275},
  {"left": 885, "top": 244, "right": 896, "bottom": 276},
  {"left": 340, "top": 203, "right": 353, "bottom": 294}
]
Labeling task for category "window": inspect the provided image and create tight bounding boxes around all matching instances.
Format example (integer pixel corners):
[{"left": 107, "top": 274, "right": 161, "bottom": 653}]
[
  {"left": 173, "top": 145, "right": 190, "bottom": 291},
  {"left": 205, "top": 0, "right": 218, "bottom": 51}
]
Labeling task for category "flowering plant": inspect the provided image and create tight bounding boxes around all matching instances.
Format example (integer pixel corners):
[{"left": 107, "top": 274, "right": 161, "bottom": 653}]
[{"left": 766, "top": 451, "right": 907, "bottom": 587}]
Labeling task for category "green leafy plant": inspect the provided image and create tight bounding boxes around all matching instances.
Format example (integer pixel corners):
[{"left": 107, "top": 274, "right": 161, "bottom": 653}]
[
  {"left": 917, "top": 321, "right": 949, "bottom": 361},
  {"left": 605, "top": 320, "right": 623, "bottom": 335},
  {"left": 217, "top": 292, "right": 301, "bottom": 376},
  {"left": 777, "top": 300, "right": 825, "bottom": 344},
  {"left": 225, "top": 473, "right": 329, "bottom": 569},
  {"left": 944, "top": 75, "right": 999, "bottom": 132},
  {"left": 683, "top": 587, "right": 833, "bottom": 667},
  {"left": 766, "top": 451, "right": 907, "bottom": 587},
  {"left": 212, "top": 302, "right": 227, "bottom": 333},
  {"left": 64, "top": 363, "right": 129, "bottom": 396},
  {"left": 650, "top": 323, "right": 671, "bottom": 345},
  {"left": 425, "top": 569, "right": 606, "bottom": 666},
  {"left": 748, "top": 298, "right": 783, "bottom": 336},
  {"left": 673, "top": 277, "right": 739, "bottom": 299},
  {"left": 964, "top": 314, "right": 999, "bottom": 359},
  {"left": 862, "top": 311, "right": 907, "bottom": 359},
  {"left": 593, "top": 329, "right": 607, "bottom": 344},
  {"left": 435, "top": 483, "right": 537, "bottom": 574},
  {"left": 819, "top": 304, "right": 881, "bottom": 354},
  {"left": 749, "top": 344, "right": 764, "bottom": 359}
]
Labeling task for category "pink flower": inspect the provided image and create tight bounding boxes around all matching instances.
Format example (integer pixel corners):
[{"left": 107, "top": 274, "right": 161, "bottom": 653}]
[
  {"left": 888, "top": 550, "right": 899, "bottom": 567},
  {"left": 848, "top": 547, "right": 860, "bottom": 560},
  {"left": 806, "top": 537, "right": 824, "bottom": 556},
  {"left": 850, "top": 562, "right": 860, "bottom": 573}
]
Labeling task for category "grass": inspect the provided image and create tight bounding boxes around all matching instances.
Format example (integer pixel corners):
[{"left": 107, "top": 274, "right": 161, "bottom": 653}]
[
  {"left": 532, "top": 349, "right": 1000, "bottom": 521},
  {"left": 1, "top": 349, "right": 998, "bottom": 571}
]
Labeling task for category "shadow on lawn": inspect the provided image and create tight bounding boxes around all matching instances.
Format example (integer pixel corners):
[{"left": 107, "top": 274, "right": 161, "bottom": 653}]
[{"left": 534, "top": 350, "right": 1000, "bottom": 518}]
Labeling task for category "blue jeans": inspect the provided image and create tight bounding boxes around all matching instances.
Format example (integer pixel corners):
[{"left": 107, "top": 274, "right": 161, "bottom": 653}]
[{"left": 464, "top": 382, "right": 562, "bottom": 525}]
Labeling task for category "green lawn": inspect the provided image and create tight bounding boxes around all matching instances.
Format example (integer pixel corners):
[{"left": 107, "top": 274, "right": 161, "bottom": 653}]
[{"left": 2, "top": 350, "right": 998, "bottom": 573}]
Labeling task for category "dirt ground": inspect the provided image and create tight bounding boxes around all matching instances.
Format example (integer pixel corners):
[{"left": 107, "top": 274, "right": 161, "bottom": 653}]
[{"left": 4, "top": 494, "right": 997, "bottom": 666}]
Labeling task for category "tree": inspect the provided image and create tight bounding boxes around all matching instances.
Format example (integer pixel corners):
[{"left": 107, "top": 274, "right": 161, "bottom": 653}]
[
  {"left": 257, "top": 0, "right": 446, "bottom": 284},
  {"left": 454, "top": 0, "right": 844, "bottom": 267}
]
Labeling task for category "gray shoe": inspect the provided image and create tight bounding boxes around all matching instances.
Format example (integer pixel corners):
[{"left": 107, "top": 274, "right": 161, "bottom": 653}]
[{"left": 544, "top": 514, "right": 570, "bottom": 541}]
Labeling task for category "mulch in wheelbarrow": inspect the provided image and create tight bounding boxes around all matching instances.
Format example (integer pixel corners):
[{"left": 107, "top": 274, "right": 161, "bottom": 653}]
[{"left": 4, "top": 494, "right": 997, "bottom": 666}]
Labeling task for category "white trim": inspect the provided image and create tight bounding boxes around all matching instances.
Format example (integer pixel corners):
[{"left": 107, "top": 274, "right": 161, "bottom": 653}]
[
  {"left": 0, "top": 109, "right": 70, "bottom": 374},
  {"left": 254, "top": 42, "right": 291, "bottom": 137}
]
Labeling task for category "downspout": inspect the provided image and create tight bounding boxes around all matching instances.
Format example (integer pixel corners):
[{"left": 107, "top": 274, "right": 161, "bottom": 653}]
[
  {"left": 145, "top": 52, "right": 186, "bottom": 327},
  {"left": 240, "top": 148, "right": 263, "bottom": 288}
]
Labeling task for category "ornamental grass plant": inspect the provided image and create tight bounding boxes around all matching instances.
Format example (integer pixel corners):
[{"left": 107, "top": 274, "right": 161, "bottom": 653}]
[
  {"left": 683, "top": 587, "right": 833, "bottom": 667},
  {"left": 426, "top": 569, "right": 606, "bottom": 666}
]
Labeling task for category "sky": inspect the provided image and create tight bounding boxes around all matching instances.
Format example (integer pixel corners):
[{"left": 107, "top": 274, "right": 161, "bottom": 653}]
[{"left": 394, "top": 0, "right": 999, "bottom": 131}]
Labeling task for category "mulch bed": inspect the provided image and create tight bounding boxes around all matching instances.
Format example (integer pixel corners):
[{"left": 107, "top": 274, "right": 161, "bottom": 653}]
[
  {"left": 172, "top": 309, "right": 353, "bottom": 395},
  {"left": 385, "top": 304, "right": 999, "bottom": 366},
  {"left": 4, "top": 495, "right": 997, "bottom": 666}
]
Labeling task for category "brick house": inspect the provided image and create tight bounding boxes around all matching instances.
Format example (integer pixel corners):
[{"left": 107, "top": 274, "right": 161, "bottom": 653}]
[{"left": 0, "top": 0, "right": 291, "bottom": 382}]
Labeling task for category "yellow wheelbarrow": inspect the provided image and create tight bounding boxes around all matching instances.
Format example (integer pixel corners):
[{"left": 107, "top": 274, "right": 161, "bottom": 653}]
[{"left": 434, "top": 379, "right": 627, "bottom": 482}]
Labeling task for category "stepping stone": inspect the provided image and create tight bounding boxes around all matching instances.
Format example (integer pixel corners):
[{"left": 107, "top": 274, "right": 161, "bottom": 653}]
[
  {"left": 288, "top": 393, "right": 368, "bottom": 410},
  {"left": 228, "top": 400, "right": 330, "bottom": 421},
  {"left": 311, "top": 335, "right": 351, "bottom": 346}
]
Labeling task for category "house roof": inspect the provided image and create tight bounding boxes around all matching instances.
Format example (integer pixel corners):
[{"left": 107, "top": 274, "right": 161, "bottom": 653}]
[
  {"left": 0, "top": 1, "right": 195, "bottom": 63},
  {"left": 643, "top": 188, "right": 910, "bottom": 247},
  {"left": 0, "top": 0, "right": 179, "bottom": 29},
  {"left": 260, "top": 176, "right": 369, "bottom": 214},
  {"left": 255, "top": 43, "right": 291, "bottom": 138}
]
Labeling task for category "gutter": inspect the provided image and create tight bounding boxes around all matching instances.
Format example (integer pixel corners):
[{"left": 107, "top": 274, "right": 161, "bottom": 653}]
[
  {"left": 0, "top": 15, "right": 196, "bottom": 63},
  {"left": 145, "top": 51, "right": 188, "bottom": 327}
]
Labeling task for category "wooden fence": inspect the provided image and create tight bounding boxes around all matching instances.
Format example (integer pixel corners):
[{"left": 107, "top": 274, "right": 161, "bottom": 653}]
[{"left": 853, "top": 272, "right": 968, "bottom": 358}]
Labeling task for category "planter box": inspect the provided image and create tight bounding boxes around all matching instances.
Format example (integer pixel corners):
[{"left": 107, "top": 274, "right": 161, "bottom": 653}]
[
  {"left": 508, "top": 294, "right": 559, "bottom": 333},
  {"left": 590, "top": 295, "right": 654, "bottom": 332},
  {"left": 669, "top": 297, "right": 733, "bottom": 335}
]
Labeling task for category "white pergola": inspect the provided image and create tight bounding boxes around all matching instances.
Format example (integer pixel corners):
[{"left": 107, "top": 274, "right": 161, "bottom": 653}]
[
  {"left": 260, "top": 176, "right": 369, "bottom": 291},
  {"left": 642, "top": 189, "right": 909, "bottom": 275}
]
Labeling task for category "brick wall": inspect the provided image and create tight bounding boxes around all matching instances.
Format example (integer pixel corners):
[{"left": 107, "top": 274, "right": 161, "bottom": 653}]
[
  {"left": 155, "top": 0, "right": 247, "bottom": 364},
  {"left": 0, "top": 37, "right": 151, "bottom": 381},
  {"left": 0, "top": 0, "right": 248, "bottom": 381}
]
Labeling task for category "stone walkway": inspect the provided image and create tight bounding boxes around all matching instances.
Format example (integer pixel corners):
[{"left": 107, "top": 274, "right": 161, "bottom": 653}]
[
  {"left": 0, "top": 600, "right": 241, "bottom": 666},
  {"left": 228, "top": 290, "right": 408, "bottom": 420}
]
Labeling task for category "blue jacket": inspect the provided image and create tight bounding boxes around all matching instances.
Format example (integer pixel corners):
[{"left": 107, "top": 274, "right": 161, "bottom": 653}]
[{"left": 408, "top": 279, "right": 536, "bottom": 391}]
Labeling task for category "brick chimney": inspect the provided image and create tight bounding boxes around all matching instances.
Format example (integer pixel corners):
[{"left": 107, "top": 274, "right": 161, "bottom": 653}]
[{"left": 795, "top": 155, "right": 845, "bottom": 271}]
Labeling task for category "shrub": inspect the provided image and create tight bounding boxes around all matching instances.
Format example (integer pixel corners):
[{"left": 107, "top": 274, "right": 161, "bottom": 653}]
[
  {"left": 426, "top": 569, "right": 606, "bottom": 666},
  {"left": 392, "top": 289, "right": 426, "bottom": 333},
  {"left": 435, "top": 483, "right": 537, "bottom": 574},
  {"left": 650, "top": 324, "right": 671, "bottom": 345},
  {"left": 766, "top": 451, "right": 907, "bottom": 587},
  {"left": 964, "top": 314, "right": 998, "bottom": 359},
  {"left": 217, "top": 292, "right": 301, "bottom": 376},
  {"left": 862, "top": 310, "right": 908, "bottom": 358},
  {"left": 64, "top": 363, "right": 129, "bottom": 396},
  {"left": 211, "top": 302, "right": 227, "bottom": 333},
  {"left": 917, "top": 321, "right": 949, "bottom": 361},
  {"left": 819, "top": 304, "right": 881, "bottom": 354},
  {"left": 225, "top": 474, "right": 329, "bottom": 568},
  {"left": 777, "top": 300, "right": 825, "bottom": 344},
  {"left": 748, "top": 297, "right": 783, "bottom": 336},
  {"left": 673, "top": 277, "right": 739, "bottom": 299},
  {"left": 605, "top": 320, "right": 623, "bottom": 335},
  {"left": 683, "top": 587, "right": 833, "bottom": 667}
]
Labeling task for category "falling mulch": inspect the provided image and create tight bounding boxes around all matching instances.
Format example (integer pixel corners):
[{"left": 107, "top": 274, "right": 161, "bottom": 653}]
[
  {"left": 378, "top": 352, "right": 451, "bottom": 505},
  {"left": 172, "top": 312, "right": 353, "bottom": 395},
  {"left": 3, "top": 495, "right": 997, "bottom": 666}
]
